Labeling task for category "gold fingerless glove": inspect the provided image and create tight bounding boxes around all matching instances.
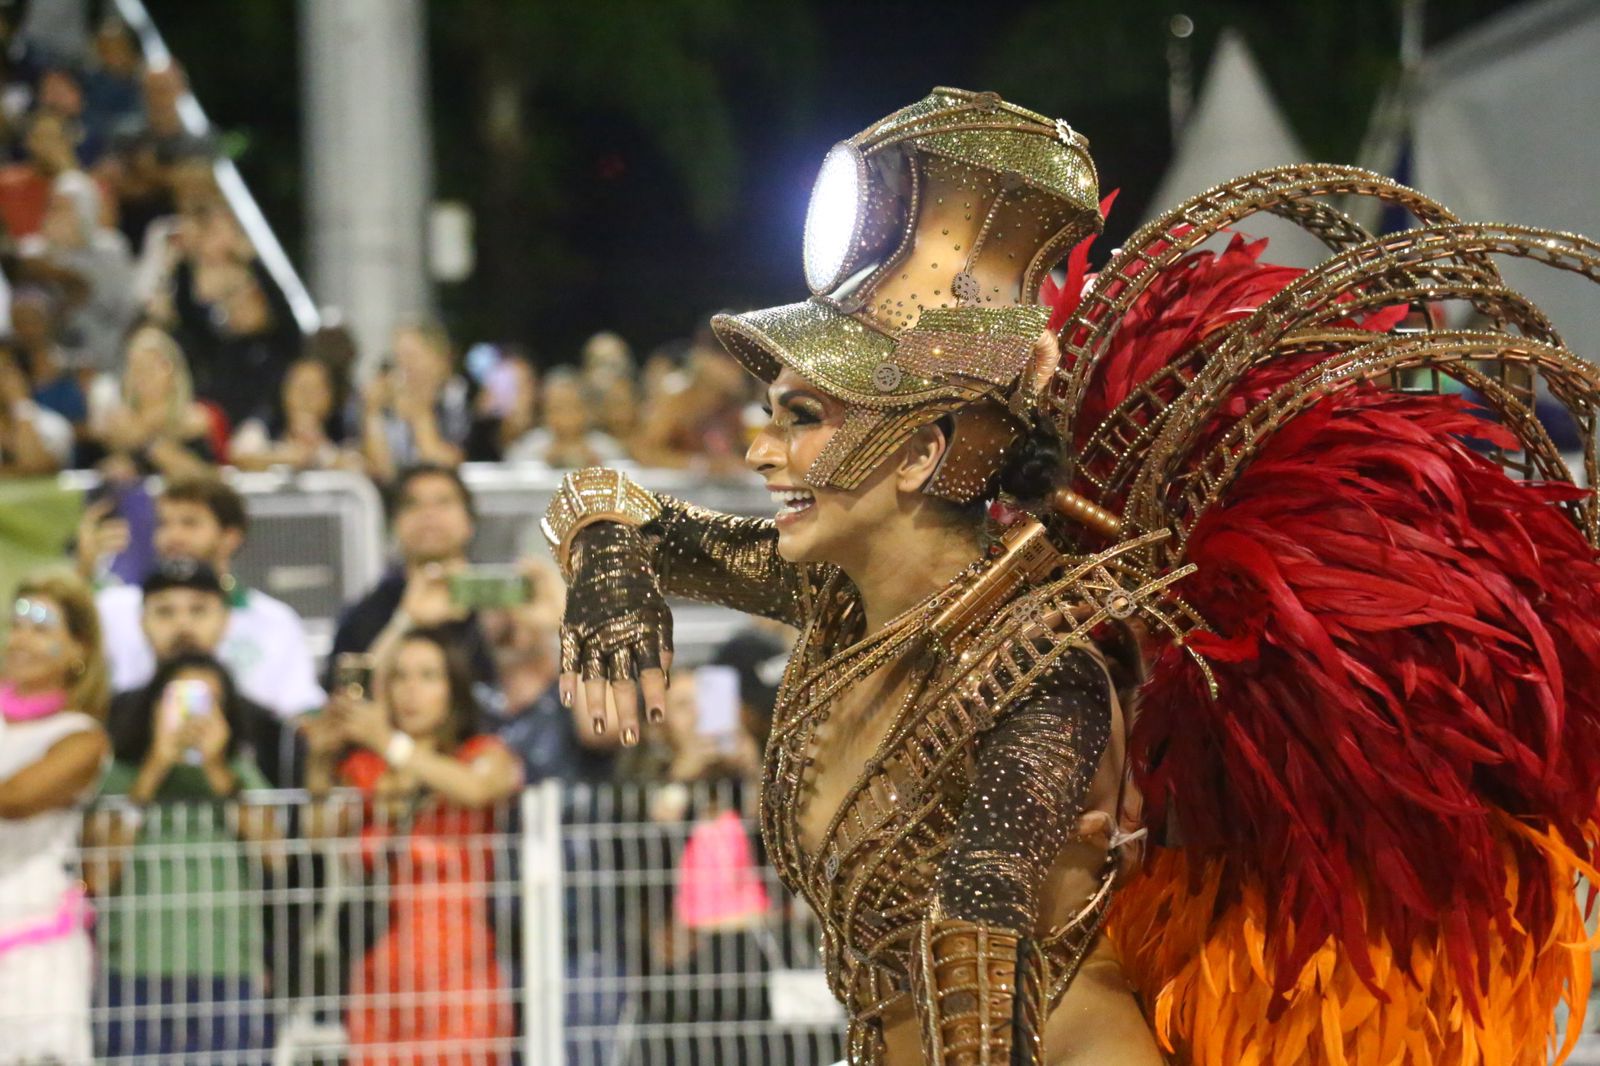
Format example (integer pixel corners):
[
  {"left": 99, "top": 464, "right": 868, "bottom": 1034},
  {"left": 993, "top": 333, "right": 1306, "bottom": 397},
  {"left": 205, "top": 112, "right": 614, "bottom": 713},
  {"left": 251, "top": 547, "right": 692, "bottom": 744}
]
[
  {"left": 541, "top": 467, "right": 664, "bottom": 575},
  {"left": 913, "top": 919, "right": 1045, "bottom": 1065},
  {"left": 542, "top": 469, "right": 672, "bottom": 682}
]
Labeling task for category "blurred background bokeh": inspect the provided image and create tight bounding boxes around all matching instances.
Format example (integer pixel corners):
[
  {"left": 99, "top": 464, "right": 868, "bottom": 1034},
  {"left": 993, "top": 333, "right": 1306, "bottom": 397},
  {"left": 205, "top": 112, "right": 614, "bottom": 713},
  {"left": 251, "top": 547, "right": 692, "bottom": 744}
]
[{"left": 141, "top": 0, "right": 1582, "bottom": 363}]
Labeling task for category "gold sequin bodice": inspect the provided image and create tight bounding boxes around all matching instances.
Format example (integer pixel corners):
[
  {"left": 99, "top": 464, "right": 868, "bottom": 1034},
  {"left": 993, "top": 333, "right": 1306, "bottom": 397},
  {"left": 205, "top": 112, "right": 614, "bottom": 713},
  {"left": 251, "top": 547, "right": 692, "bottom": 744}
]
[
  {"left": 551, "top": 485, "right": 1136, "bottom": 1065},
  {"left": 757, "top": 568, "right": 1118, "bottom": 1064}
]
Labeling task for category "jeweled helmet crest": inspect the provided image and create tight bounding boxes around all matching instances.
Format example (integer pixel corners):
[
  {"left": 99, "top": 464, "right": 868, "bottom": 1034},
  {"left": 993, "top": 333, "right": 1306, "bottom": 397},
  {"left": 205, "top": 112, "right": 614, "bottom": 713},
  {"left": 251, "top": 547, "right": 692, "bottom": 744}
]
[{"left": 712, "top": 86, "right": 1101, "bottom": 502}]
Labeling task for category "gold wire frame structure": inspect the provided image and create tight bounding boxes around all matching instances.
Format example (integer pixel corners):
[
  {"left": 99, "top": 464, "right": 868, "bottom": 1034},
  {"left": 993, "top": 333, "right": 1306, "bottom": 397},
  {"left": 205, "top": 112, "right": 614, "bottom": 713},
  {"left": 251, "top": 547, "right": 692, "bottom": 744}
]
[{"left": 1037, "top": 164, "right": 1600, "bottom": 573}]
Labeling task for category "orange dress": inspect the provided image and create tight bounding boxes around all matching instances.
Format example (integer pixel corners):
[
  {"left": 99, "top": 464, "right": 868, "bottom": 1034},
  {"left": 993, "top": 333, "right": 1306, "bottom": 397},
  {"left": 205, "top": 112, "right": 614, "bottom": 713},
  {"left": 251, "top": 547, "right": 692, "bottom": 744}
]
[{"left": 341, "top": 737, "right": 516, "bottom": 1066}]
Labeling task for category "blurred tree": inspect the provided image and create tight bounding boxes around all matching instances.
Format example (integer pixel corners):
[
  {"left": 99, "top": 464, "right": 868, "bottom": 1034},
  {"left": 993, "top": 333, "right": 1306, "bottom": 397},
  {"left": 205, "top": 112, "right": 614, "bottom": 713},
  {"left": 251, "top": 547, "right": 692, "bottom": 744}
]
[
  {"left": 431, "top": 0, "right": 819, "bottom": 359},
  {"left": 980, "top": 0, "right": 1527, "bottom": 248},
  {"left": 142, "top": 0, "right": 1529, "bottom": 360}
]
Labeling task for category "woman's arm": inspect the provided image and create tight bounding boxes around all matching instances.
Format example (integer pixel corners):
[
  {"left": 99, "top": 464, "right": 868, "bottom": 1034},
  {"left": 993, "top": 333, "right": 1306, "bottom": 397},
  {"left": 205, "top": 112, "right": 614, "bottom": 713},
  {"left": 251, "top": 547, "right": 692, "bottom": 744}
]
[
  {"left": 544, "top": 467, "right": 819, "bottom": 740},
  {"left": 0, "top": 727, "right": 108, "bottom": 819},
  {"left": 397, "top": 740, "right": 521, "bottom": 810},
  {"left": 544, "top": 468, "right": 817, "bottom": 626},
  {"left": 360, "top": 391, "right": 397, "bottom": 484},
  {"left": 333, "top": 696, "right": 521, "bottom": 811},
  {"left": 81, "top": 806, "right": 134, "bottom": 898},
  {"left": 649, "top": 496, "right": 816, "bottom": 626},
  {"left": 299, "top": 717, "right": 359, "bottom": 840},
  {"left": 403, "top": 404, "right": 464, "bottom": 468},
  {"left": 143, "top": 432, "right": 212, "bottom": 480},
  {"left": 912, "top": 647, "right": 1112, "bottom": 1065}
]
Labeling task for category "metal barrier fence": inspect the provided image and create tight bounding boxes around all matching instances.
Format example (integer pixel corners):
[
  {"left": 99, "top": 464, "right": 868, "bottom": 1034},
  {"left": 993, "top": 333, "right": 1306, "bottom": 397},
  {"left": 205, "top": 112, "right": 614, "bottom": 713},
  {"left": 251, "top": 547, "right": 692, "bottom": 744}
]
[
  {"left": 65, "top": 782, "right": 842, "bottom": 1066},
  {"left": 11, "top": 780, "right": 1592, "bottom": 1064}
]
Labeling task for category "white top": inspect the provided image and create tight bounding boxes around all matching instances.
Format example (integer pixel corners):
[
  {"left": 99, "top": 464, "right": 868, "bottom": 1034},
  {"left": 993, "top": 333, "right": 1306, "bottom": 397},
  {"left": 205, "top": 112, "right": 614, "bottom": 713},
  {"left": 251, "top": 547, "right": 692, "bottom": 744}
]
[
  {"left": 97, "top": 583, "right": 326, "bottom": 718},
  {"left": 505, "top": 427, "right": 625, "bottom": 465},
  {"left": 0, "top": 712, "right": 101, "bottom": 928},
  {"left": 4, "top": 400, "right": 72, "bottom": 467}
]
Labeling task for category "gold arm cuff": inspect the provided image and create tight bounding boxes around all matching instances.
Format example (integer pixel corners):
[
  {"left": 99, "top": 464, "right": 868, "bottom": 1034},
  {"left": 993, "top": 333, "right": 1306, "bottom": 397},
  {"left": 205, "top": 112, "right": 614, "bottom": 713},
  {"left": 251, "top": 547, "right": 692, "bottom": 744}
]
[
  {"left": 913, "top": 918, "right": 1044, "bottom": 1065},
  {"left": 540, "top": 467, "right": 664, "bottom": 573}
]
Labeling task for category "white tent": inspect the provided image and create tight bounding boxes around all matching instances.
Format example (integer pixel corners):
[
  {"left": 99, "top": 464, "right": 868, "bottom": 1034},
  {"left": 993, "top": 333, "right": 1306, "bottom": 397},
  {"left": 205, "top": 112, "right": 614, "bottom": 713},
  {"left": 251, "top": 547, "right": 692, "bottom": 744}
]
[
  {"left": 1358, "top": 0, "right": 1600, "bottom": 356},
  {"left": 1144, "top": 28, "right": 1329, "bottom": 265}
]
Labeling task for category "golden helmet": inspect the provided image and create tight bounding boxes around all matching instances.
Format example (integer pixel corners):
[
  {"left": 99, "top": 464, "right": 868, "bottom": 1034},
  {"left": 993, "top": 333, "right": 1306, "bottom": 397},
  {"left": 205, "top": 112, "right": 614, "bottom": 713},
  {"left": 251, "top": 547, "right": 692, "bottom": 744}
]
[{"left": 712, "top": 87, "right": 1101, "bottom": 502}]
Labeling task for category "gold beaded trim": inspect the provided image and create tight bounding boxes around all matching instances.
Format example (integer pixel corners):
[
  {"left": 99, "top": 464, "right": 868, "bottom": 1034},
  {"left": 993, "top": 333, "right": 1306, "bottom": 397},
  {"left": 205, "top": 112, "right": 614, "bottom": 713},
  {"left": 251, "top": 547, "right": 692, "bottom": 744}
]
[{"left": 539, "top": 467, "right": 664, "bottom": 574}]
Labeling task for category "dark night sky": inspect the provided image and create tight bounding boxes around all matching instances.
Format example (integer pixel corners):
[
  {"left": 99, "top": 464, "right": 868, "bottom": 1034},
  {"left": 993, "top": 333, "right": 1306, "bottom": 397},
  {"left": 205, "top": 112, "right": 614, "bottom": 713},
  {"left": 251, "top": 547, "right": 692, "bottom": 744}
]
[{"left": 147, "top": 0, "right": 1525, "bottom": 365}]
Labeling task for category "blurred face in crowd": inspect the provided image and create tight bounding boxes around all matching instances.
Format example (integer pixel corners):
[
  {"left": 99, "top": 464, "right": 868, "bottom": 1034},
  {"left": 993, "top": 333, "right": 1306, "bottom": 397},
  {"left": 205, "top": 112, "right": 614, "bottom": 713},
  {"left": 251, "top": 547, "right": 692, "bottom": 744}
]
[
  {"left": 124, "top": 327, "right": 181, "bottom": 409},
  {"left": 95, "top": 23, "right": 140, "bottom": 77},
  {"left": 4, "top": 594, "right": 84, "bottom": 695},
  {"left": 170, "top": 160, "right": 219, "bottom": 213},
  {"left": 502, "top": 357, "right": 537, "bottom": 423},
  {"left": 690, "top": 349, "right": 751, "bottom": 414},
  {"left": 197, "top": 207, "right": 247, "bottom": 264},
  {"left": 387, "top": 637, "right": 452, "bottom": 740},
  {"left": 582, "top": 331, "right": 632, "bottom": 378},
  {"left": 393, "top": 327, "right": 451, "bottom": 396},
  {"left": 542, "top": 377, "right": 590, "bottom": 441},
  {"left": 42, "top": 190, "right": 87, "bottom": 248},
  {"left": 142, "top": 588, "right": 228, "bottom": 661},
  {"left": 155, "top": 499, "right": 241, "bottom": 568},
  {"left": 143, "top": 65, "right": 184, "bottom": 133},
  {"left": 38, "top": 70, "right": 84, "bottom": 119},
  {"left": 282, "top": 358, "right": 334, "bottom": 425},
  {"left": 25, "top": 112, "right": 73, "bottom": 173},
  {"left": 640, "top": 352, "right": 676, "bottom": 401},
  {"left": 596, "top": 376, "right": 639, "bottom": 438},
  {"left": 393, "top": 472, "right": 473, "bottom": 566},
  {"left": 10, "top": 297, "right": 53, "bottom": 353}
]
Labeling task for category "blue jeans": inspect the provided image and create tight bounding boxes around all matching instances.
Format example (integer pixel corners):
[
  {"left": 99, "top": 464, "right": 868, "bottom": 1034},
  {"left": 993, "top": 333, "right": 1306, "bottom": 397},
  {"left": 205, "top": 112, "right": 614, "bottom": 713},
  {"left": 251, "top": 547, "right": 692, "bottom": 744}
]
[{"left": 100, "top": 974, "right": 274, "bottom": 1061}]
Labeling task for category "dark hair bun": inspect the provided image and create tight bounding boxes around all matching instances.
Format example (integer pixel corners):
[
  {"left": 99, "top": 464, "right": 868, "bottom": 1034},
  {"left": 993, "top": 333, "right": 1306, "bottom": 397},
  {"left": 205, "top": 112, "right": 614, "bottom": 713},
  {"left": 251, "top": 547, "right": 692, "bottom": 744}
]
[{"left": 996, "top": 419, "right": 1063, "bottom": 501}]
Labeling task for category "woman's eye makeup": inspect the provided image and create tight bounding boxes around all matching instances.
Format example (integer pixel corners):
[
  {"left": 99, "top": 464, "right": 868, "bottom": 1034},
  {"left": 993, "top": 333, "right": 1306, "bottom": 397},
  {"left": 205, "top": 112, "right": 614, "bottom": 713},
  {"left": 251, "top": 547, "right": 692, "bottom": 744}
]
[{"left": 768, "top": 392, "right": 826, "bottom": 427}]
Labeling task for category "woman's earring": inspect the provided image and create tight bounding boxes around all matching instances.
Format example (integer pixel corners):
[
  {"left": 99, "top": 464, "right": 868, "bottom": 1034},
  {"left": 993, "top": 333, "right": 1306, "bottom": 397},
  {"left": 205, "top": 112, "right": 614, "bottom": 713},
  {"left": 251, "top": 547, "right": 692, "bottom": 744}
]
[{"left": 69, "top": 659, "right": 86, "bottom": 677}]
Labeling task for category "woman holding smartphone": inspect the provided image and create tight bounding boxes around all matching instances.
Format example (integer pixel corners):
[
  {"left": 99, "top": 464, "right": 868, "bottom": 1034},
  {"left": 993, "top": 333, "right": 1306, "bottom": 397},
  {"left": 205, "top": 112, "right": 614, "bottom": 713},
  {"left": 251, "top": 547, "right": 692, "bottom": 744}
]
[
  {"left": 305, "top": 627, "right": 521, "bottom": 1066},
  {"left": 86, "top": 650, "right": 280, "bottom": 1060},
  {"left": 0, "top": 573, "right": 110, "bottom": 1064}
]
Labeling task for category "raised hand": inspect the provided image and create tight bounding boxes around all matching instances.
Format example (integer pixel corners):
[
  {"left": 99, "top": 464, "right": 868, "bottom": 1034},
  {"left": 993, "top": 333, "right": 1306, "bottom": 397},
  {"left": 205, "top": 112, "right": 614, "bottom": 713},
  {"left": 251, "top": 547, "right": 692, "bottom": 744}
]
[{"left": 557, "top": 522, "right": 672, "bottom": 747}]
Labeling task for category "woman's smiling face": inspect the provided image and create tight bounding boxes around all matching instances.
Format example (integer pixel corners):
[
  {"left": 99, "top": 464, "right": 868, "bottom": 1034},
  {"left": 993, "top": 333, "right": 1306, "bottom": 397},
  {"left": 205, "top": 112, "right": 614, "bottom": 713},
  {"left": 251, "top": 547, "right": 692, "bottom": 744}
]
[{"left": 743, "top": 367, "right": 912, "bottom": 567}]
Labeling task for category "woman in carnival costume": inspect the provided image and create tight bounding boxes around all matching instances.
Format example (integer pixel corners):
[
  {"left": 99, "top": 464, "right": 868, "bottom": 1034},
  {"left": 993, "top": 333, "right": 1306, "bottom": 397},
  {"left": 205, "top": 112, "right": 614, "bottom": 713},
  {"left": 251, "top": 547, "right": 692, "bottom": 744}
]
[{"left": 543, "top": 87, "right": 1600, "bottom": 1064}]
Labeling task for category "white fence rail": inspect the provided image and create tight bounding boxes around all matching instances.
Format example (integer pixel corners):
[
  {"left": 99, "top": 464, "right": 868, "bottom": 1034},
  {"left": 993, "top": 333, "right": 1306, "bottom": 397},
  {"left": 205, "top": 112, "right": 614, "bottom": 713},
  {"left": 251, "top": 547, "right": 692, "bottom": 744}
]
[{"left": 68, "top": 782, "right": 843, "bottom": 1066}]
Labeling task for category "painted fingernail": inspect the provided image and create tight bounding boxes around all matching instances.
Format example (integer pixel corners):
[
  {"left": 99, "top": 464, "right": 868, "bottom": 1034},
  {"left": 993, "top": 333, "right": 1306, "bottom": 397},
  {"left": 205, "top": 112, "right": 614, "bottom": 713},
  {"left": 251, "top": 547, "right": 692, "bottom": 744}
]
[
  {"left": 622, "top": 726, "right": 638, "bottom": 746},
  {"left": 647, "top": 705, "right": 664, "bottom": 723},
  {"left": 591, "top": 717, "right": 606, "bottom": 735}
]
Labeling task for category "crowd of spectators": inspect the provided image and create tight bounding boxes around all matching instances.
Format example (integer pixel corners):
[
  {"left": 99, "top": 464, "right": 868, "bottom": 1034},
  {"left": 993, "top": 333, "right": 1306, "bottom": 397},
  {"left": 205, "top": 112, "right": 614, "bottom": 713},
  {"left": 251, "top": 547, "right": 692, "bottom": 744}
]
[
  {"left": 0, "top": 11, "right": 800, "bottom": 1063},
  {"left": 0, "top": 12, "right": 770, "bottom": 489},
  {"left": 0, "top": 466, "right": 790, "bottom": 1060}
]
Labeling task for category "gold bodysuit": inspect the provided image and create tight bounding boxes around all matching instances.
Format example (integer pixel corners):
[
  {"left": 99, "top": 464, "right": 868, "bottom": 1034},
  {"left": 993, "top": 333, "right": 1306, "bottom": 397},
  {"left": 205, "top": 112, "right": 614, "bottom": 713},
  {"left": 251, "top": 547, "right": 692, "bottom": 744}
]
[{"left": 548, "top": 474, "right": 1137, "bottom": 1065}]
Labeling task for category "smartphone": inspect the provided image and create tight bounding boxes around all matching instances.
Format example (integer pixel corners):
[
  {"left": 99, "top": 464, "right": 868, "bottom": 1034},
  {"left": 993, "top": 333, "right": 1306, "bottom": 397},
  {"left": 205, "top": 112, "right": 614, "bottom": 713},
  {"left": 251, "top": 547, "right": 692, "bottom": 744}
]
[
  {"left": 464, "top": 342, "right": 502, "bottom": 385},
  {"left": 333, "top": 652, "right": 375, "bottom": 701},
  {"left": 449, "top": 565, "right": 534, "bottom": 610},
  {"left": 161, "top": 678, "right": 214, "bottom": 765},
  {"left": 693, "top": 665, "right": 742, "bottom": 752}
]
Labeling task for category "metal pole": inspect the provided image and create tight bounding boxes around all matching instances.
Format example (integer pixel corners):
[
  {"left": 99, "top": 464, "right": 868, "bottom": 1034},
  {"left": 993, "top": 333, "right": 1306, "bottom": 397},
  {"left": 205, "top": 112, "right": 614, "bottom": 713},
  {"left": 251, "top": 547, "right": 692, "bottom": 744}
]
[
  {"left": 113, "top": 0, "right": 321, "bottom": 334},
  {"left": 1166, "top": 14, "right": 1196, "bottom": 143},
  {"left": 522, "top": 781, "right": 566, "bottom": 1066},
  {"left": 300, "top": 0, "right": 434, "bottom": 373},
  {"left": 1399, "top": 0, "right": 1426, "bottom": 72}
]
